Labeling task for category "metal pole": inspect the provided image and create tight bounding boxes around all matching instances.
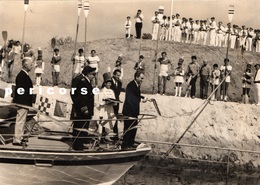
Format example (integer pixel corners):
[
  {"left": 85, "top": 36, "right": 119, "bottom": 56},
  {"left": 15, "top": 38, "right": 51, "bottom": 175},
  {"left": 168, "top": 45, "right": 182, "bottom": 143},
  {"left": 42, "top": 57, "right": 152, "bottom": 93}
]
[
  {"left": 83, "top": 0, "right": 90, "bottom": 53},
  {"left": 169, "top": 0, "right": 174, "bottom": 41},
  {"left": 21, "top": 0, "right": 29, "bottom": 56}
]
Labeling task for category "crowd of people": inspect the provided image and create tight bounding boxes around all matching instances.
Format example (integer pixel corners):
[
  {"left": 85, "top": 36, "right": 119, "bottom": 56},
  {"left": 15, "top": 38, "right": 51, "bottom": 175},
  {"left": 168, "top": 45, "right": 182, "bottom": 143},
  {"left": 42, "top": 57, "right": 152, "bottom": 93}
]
[
  {"left": 136, "top": 51, "right": 260, "bottom": 105},
  {"left": 125, "top": 6, "right": 260, "bottom": 53}
]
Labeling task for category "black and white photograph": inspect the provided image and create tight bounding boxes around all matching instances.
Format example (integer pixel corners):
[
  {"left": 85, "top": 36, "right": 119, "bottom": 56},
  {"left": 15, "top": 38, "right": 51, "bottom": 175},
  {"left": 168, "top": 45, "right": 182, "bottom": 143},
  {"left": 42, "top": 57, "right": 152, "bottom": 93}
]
[{"left": 0, "top": 0, "right": 259, "bottom": 184}]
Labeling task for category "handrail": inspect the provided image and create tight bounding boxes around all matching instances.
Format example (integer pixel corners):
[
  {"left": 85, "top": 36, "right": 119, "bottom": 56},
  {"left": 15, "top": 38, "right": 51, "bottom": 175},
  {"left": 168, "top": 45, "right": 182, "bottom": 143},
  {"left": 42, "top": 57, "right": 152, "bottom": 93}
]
[{"left": 136, "top": 139, "right": 260, "bottom": 154}]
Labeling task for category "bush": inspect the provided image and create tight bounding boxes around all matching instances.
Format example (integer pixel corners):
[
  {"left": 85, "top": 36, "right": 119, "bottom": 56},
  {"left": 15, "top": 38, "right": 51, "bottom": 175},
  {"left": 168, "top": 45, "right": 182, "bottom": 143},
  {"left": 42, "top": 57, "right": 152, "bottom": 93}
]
[
  {"left": 49, "top": 36, "right": 73, "bottom": 47},
  {"left": 142, "top": 33, "right": 152, "bottom": 40}
]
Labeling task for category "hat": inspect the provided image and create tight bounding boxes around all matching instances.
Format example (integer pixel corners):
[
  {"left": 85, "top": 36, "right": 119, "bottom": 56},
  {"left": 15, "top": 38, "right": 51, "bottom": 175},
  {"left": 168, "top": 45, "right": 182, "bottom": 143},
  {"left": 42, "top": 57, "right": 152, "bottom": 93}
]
[
  {"left": 103, "top": 72, "right": 112, "bottom": 83},
  {"left": 38, "top": 47, "right": 42, "bottom": 55},
  {"left": 82, "top": 66, "right": 96, "bottom": 75},
  {"left": 139, "top": 55, "right": 144, "bottom": 59},
  {"left": 159, "top": 6, "right": 164, "bottom": 10}
]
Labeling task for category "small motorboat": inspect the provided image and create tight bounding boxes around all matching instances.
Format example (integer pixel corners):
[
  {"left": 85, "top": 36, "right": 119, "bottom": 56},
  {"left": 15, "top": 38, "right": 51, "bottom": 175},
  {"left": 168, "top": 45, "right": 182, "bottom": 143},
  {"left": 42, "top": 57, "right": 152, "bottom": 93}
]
[{"left": 0, "top": 104, "right": 154, "bottom": 185}]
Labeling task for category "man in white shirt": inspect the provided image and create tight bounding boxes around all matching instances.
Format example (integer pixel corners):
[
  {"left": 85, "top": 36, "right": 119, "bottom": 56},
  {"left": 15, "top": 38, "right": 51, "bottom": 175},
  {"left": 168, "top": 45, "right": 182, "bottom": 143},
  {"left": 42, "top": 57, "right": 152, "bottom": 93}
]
[
  {"left": 254, "top": 64, "right": 260, "bottom": 106},
  {"left": 215, "top": 21, "right": 225, "bottom": 47},
  {"left": 208, "top": 17, "right": 217, "bottom": 46},
  {"left": 151, "top": 11, "right": 160, "bottom": 40},
  {"left": 172, "top": 13, "right": 182, "bottom": 42},
  {"left": 134, "top": 9, "right": 144, "bottom": 39},
  {"left": 87, "top": 50, "right": 100, "bottom": 87},
  {"left": 246, "top": 27, "right": 255, "bottom": 51}
]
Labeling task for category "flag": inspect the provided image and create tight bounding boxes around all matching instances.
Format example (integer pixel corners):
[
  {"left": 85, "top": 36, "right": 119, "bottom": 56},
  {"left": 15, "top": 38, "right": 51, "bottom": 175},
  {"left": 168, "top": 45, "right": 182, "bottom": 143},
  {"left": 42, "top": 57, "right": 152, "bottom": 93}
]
[{"left": 34, "top": 95, "right": 54, "bottom": 116}]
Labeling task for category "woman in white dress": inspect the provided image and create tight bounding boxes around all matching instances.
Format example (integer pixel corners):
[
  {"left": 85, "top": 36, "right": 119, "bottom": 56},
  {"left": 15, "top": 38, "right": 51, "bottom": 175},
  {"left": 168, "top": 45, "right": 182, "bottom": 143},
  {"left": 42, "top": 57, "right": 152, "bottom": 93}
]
[{"left": 98, "top": 73, "right": 117, "bottom": 142}]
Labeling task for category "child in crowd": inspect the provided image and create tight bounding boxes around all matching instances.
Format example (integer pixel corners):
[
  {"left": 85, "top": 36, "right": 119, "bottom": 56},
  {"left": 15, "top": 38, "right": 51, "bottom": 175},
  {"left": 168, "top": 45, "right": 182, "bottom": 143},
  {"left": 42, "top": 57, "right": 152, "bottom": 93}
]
[
  {"left": 51, "top": 48, "right": 61, "bottom": 87},
  {"left": 241, "top": 63, "right": 253, "bottom": 104},
  {"left": 34, "top": 48, "right": 45, "bottom": 86},
  {"left": 87, "top": 50, "right": 100, "bottom": 87},
  {"left": 23, "top": 44, "right": 35, "bottom": 61},
  {"left": 6, "top": 45, "right": 15, "bottom": 82},
  {"left": 134, "top": 55, "right": 145, "bottom": 73},
  {"left": 210, "top": 63, "right": 220, "bottom": 100},
  {"left": 125, "top": 16, "right": 132, "bottom": 38},
  {"left": 174, "top": 58, "right": 185, "bottom": 97},
  {"left": 72, "top": 48, "right": 85, "bottom": 77}
]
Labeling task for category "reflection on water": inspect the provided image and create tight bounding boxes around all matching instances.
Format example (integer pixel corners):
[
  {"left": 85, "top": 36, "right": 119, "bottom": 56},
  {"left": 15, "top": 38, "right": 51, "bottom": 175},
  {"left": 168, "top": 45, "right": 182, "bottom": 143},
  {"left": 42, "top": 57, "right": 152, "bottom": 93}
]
[{"left": 115, "top": 158, "right": 260, "bottom": 185}]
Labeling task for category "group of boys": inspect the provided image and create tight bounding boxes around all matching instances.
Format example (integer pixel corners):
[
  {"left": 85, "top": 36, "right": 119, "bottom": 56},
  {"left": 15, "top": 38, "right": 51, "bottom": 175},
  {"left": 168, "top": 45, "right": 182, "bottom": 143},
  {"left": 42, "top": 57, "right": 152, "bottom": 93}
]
[{"left": 124, "top": 6, "right": 260, "bottom": 53}]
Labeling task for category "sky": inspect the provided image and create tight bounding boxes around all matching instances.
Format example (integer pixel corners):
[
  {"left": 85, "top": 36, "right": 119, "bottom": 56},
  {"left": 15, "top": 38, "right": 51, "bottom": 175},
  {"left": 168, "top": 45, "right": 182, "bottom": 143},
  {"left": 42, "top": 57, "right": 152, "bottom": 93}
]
[{"left": 0, "top": 0, "right": 259, "bottom": 48}]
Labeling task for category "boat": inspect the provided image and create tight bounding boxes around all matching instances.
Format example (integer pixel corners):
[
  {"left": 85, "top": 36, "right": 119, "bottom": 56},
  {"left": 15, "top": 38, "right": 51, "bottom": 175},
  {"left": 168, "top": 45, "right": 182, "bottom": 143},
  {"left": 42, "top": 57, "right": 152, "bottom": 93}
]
[{"left": 0, "top": 104, "right": 154, "bottom": 185}]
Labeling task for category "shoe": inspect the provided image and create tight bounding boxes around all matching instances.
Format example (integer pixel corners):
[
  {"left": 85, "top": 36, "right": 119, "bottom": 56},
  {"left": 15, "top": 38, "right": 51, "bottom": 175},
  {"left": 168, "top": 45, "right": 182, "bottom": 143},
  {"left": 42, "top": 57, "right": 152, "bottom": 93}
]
[
  {"left": 72, "top": 145, "right": 88, "bottom": 151},
  {"left": 256, "top": 103, "right": 260, "bottom": 106},
  {"left": 105, "top": 136, "right": 113, "bottom": 142},
  {"left": 12, "top": 142, "right": 28, "bottom": 147}
]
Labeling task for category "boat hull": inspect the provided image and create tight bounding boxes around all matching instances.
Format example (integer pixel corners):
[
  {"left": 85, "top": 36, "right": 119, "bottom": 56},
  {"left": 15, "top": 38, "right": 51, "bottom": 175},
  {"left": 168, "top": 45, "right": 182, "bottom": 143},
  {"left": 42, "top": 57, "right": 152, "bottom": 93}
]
[{"left": 0, "top": 147, "right": 150, "bottom": 185}]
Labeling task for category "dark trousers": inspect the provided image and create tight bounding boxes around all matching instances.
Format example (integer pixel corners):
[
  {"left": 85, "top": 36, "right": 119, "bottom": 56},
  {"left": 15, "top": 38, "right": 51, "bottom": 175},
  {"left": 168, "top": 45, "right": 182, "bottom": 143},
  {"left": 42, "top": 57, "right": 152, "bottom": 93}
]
[
  {"left": 220, "top": 82, "right": 230, "bottom": 96},
  {"left": 200, "top": 75, "right": 209, "bottom": 98},
  {"left": 112, "top": 104, "right": 120, "bottom": 138},
  {"left": 190, "top": 76, "right": 197, "bottom": 97},
  {"left": 122, "top": 119, "right": 138, "bottom": 148},
  {"left": 158, "top": 76, "right": 167, "bottom": 94},
  {"left": 242, "top": 88, "right": 250, "bottom": 95},
  {"left": 72, "top": 116, "right": 91, "bottom": 149},
  {"left": 135, "top": 22, "right": 143, "bottom": 39},
  {"left": 52, "top": 72, "right": 59, "bottom": 86}
]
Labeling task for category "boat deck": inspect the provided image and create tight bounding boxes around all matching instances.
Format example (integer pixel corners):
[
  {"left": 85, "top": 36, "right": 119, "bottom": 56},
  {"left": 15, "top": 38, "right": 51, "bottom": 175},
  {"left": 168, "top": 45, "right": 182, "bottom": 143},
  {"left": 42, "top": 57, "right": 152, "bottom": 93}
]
[{"left": 1, "top": 134, "right": 123, "bottom": 152}]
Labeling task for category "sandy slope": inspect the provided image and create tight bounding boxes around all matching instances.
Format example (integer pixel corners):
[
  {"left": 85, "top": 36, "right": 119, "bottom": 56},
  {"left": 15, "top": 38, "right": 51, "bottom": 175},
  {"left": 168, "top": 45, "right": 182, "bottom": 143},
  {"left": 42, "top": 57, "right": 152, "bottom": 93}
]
[
  {"left": 4, "top": 38, "right": 260, "bottom": 103},
  {"left": 136, "top": 94, "right": 260, "bottom": 167}
]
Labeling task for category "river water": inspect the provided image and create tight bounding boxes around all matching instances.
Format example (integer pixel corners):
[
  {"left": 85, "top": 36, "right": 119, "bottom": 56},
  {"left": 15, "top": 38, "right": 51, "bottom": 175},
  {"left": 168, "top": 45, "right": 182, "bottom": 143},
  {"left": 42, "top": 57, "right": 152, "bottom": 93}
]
[{"left": 115, "top": 157, "right": 259, "bottom": 185}]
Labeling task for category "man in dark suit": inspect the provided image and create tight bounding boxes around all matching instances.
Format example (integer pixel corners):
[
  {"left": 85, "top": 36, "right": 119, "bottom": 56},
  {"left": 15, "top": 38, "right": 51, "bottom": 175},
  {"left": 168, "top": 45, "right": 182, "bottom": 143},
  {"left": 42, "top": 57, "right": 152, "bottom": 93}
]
[
  {"left": 110, "top": 69, "right": 122, "bottom": 139},
  {"left": 122, "top": 71, "right": 148, "bottom": 149},
  {"left": 13, "top": 57, "right": 33, "bottom": 146},
  {"left": 70, "top": 66, "right": 96, "bottom": 150},
  {"left": 111, "top": 69, "right": 122, "bottom": 115}
]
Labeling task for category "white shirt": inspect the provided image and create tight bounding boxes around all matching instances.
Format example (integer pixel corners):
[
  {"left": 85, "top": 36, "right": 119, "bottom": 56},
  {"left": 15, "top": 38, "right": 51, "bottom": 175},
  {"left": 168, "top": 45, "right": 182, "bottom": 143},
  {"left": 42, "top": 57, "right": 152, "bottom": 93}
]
[
  {"left": 125, "top": 20, "right": 132, "bottom": 28},
  {"left": 254, "top": 69, "right": 260, "bottom": 82},
  {"left": 220, "top": 65, "right": 232, "bottom": 82},
  {"left": 135, "top": 14, "right": 144, "bottom": 23},
  {"left": 87, "top": 55, "right": 100, "bottom": 72},
  {"left": 22, "top": 69, "right": 29, "bottom": 76},
  {"left": 151, "top": 16, "right": 160, "bottom": 24}
]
